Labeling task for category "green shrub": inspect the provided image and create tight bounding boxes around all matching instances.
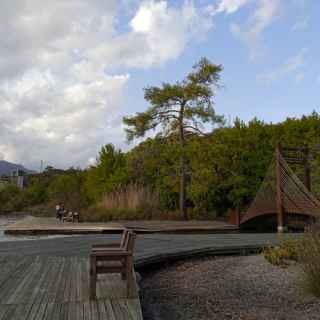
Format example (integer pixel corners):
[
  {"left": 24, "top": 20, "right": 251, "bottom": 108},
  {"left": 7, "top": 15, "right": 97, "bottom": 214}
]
[
  {"left": 263, "top": 246, "right": 283, "bottom": 266},
  {"left": 0, "top": 185, "right": 23, "bottom": 212},
  {"left": 26, "top": 179, "right": 48, "bottom": 204},
  {"left": 263, "top": 236, "right": 300, "bottom": 266},
  {"left": 48, "top": 173, "right": 85, "bottom": 210}
]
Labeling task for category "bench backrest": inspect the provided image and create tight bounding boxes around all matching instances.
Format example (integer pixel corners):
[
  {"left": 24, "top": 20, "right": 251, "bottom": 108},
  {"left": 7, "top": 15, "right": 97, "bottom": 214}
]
[
  {"left": 120, "top": 229, "right": 130, "bottom": 248},
  {"left": 124, "top": 231, "right": 136, "bottom": 253}
]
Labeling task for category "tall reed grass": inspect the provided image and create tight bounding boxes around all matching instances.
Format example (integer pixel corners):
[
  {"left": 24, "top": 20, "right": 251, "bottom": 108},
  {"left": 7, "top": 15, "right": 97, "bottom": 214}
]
[
  {"left": 98, "top": 183, "right": 158, "bottom": 212},
  {"left": 298, "top": 223, "right": 320, "bottom": 297},
  {"left": 82, "top": 183, "right": 161, "bottom": 221}
]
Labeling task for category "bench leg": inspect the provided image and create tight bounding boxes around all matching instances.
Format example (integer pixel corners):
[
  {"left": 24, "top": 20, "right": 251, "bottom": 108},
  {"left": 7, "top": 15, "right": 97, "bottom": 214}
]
[
  {"left": 90, "top": 256, "right": 97, "bottom": 299},
  {"left": 121, "top": 258, "right": 127, "bottom": 280},
  {"left": 126, "top": 257, "right": 134, "bottom": 298}
]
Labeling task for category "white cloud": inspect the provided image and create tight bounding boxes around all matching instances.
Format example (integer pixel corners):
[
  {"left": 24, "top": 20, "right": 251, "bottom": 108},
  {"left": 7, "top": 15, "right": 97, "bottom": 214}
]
[
  {"left": 88, "top": 157, "right": 97, "bottom": 167},
  {"left": 207, "top": 0, "right": 252, "bottom": 15},
  {"left": 256, "top": 48, "right": 307, "bottom": 84},
  {"left": 128, "top": 1, "right": 212, "bottom": 66},
  {"left": 0, "top": 0, "right": 213, "bottom": 169},
  {"left": 131, "top": 2, "right": 157, "bottom": 32},
  {"left": 0, "top": 70, "right": 130, "bottom": 169},
  {"left": 207, "top": 0, "right": 282, "bottom": 60},
  {"left": 0, "top": 0, "right": 117, "bottom": 81},
  {"left": 230, "top": 0, "right": 281, "bottom": 60},
  {"left": 292, "top": 16, "right": 309, "bottom": 31},
  {"left": 209, "top": 0, "right": 307, "bottom": 61},
  {"left": 86, "top": 1, "right": 213, "bottom": 69}
]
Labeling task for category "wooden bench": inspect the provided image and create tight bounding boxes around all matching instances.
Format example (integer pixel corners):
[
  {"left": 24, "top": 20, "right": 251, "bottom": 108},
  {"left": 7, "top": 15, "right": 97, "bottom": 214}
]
[
  {"left": 90, "top": 230, "right": 136, "bottom": 299},
  {"left": 91, "top": 229, "right": 129, "bottom": 250},
  {"left": 62, "top": 211, "right": 80, "bottom": 223}
]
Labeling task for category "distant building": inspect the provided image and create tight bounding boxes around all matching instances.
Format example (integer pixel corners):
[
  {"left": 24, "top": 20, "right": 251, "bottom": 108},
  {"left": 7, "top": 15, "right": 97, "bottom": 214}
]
[
  {"left": 11, "top": 169, "right": 26, "bottom": 189},
  {"left": 11, "top": 168, "right": 26, "bottom": 177}
]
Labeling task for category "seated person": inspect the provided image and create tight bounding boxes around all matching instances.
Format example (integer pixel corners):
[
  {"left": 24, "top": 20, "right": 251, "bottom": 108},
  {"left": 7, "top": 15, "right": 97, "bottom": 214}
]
[
  {"left": 55, "top": 203, "right": 61, "bottom": 219},
  {"left": 62, "top": 210, "right": 73, "bottom": 222}
]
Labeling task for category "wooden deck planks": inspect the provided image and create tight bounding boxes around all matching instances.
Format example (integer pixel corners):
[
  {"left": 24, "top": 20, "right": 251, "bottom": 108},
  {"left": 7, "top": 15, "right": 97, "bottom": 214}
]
[
  {"left": 9, "top": 258, "right": 42, "bottom": 305},
  {"left": 0, "top": 232, "right": 292, "bottom": 320},
  {"left": 0, "top": 256, "right": 142, "bottom": 320},
  {"left": 11, "top": 303, "right": 32, "bottom": 320},
  {"left": 28, "top": 303, "right": 44, "bottom": 320},
  {"left": 0, "top": 305, "right": 16, "bottom": 320},
  {"left": 0, "top": 257, "right": 33, "bottom": 303}
]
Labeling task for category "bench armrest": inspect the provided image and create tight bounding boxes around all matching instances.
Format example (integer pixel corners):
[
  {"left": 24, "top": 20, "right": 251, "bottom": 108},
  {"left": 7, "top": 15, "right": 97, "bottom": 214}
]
[
  {"left": 90, "top": 250, "right": 133, "bottom": 257},
  {"left": 92, "top": 247, "right": 125, "bottom": 253},
  {"left": 92, "top": 243, "right": 120, "bottom": 248}
]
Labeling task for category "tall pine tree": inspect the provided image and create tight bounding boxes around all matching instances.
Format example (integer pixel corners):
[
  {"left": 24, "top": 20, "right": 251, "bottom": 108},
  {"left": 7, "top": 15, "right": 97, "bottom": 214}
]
[{"left": 123, "top": 58, "right": 223, "bottom": 219}]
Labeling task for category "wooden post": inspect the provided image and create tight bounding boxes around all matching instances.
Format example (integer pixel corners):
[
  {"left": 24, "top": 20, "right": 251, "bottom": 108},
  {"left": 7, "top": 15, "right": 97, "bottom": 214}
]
[
  {"left": 126, "top": 256, "right": 134, "bottom": 298},
  {"left": 303, "top": 146, "right": 311, "bottom": 191},
  {"left": 90, "top": 256, "right": 97, "bottom": 299},
  {"left": 276, "top": 143, "right": 284, "bottom": 233},
  {"left": 236, "top": 204, "right": 241, "bottom": 227}
]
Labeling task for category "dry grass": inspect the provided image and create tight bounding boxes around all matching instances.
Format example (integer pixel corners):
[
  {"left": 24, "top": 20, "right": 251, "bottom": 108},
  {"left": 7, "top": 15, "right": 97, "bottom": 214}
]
[
  {"left": 262, "top": 236, "right": 300, "bottom": 267},
  {"left": 98, "top": 183, "right": 159, "bottom": 212},
  {"left": 81, "top": 184, "right": 162, "bottom": 221},
  {"left": 298, "top": 223, "right": 320, "bottom": 297},
  {"left": 262, "top": 225, "right": 320, "bottom": 298},
  {"left": 80, "top": 183, "right": 217, "bottom": 222}
]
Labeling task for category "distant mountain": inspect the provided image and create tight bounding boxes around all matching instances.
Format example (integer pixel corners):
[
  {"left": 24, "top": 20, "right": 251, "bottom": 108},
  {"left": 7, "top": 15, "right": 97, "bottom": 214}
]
[{"left": 0, "top": 160, "right": 34, "bottom": 176}]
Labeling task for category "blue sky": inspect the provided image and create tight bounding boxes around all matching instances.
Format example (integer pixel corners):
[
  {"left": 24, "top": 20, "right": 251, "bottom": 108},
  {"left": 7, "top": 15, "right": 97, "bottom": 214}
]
[
  {"left": 122, "top": 0, "right": 319, "bottom": 123},
  {"left": 0, "top": 0, "right": 319, "bottom": 169}
]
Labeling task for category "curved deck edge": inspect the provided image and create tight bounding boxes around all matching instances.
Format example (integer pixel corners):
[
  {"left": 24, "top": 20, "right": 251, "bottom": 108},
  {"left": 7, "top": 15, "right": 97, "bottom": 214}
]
[{"left": 134, "top": 244, "right": 265, "bottom": 270}]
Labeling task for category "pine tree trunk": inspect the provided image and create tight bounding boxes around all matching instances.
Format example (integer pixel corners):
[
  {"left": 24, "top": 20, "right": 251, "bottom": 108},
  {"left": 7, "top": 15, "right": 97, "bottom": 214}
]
[
  {"left": 179, "top": 154, "right": 188, "bottom": 220},
  {"left": 179, "top": 101, "right": 188, "bottom": 220}
]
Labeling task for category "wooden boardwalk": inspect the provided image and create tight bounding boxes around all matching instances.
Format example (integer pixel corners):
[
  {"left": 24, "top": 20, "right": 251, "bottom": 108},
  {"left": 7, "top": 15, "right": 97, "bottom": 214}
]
[
  {"left": 0, "top": 231, "right": 295, "bottom": 319},
  {"left": 0, "top": 233, "right": 285, "bottom": 262},
  {"left": 4, "top": 217, "right": 238, "bottom": 235},
  {"left": 0, "top": 256, "right": 142, "bottom": 320},
  {"left": 4, "top": 217, "right": 124, "bottom": 235}
]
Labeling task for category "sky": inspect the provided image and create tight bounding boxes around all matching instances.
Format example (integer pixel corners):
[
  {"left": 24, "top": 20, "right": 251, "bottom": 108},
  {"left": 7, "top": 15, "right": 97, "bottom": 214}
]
[{"left": 0, "top": 0, "right": 319, "bottom": 170}]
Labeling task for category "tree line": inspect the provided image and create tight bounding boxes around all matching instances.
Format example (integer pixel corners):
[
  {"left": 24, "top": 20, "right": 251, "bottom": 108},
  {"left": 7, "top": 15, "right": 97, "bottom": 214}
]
[{"left": 1, "top": 112, "right": 320, "bottom": 219}]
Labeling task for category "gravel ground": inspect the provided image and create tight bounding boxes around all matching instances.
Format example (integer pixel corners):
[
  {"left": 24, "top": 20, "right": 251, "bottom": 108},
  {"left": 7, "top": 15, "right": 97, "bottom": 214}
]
[{"left": 140, "top": 255, "right": 320, "bottom": 320}]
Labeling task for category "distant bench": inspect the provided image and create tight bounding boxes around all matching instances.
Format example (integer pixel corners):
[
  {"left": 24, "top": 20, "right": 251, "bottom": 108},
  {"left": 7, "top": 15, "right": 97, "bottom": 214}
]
[{"left": 62, "top": 211, "right": 80, "bottom": 223}]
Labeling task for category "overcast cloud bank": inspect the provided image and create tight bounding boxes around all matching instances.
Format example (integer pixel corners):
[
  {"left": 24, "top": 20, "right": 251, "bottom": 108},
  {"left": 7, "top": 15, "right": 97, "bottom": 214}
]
[{"left": 0, "top": 0, "right": 212, "bottom": 169}]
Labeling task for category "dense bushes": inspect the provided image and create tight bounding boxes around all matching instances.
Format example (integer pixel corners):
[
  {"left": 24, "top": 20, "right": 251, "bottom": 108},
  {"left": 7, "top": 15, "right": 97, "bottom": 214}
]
[
  {"left": 48, "top": 173, "right": 85, "bottom": 210},
  {"left": 83, "top": 144, "right": 128, "bottom": 204},
  {"left": 2, "top": 112, "right": 320, "bottom": 220},
  {"left": 122, "top": 112, "right": 320, "bottom": 218},
  {"left": 0, "top": 172, "right": 79, "bottom": 214},
  {"left": 0, "top": 185, "right": 23, "bottom": 212}
]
